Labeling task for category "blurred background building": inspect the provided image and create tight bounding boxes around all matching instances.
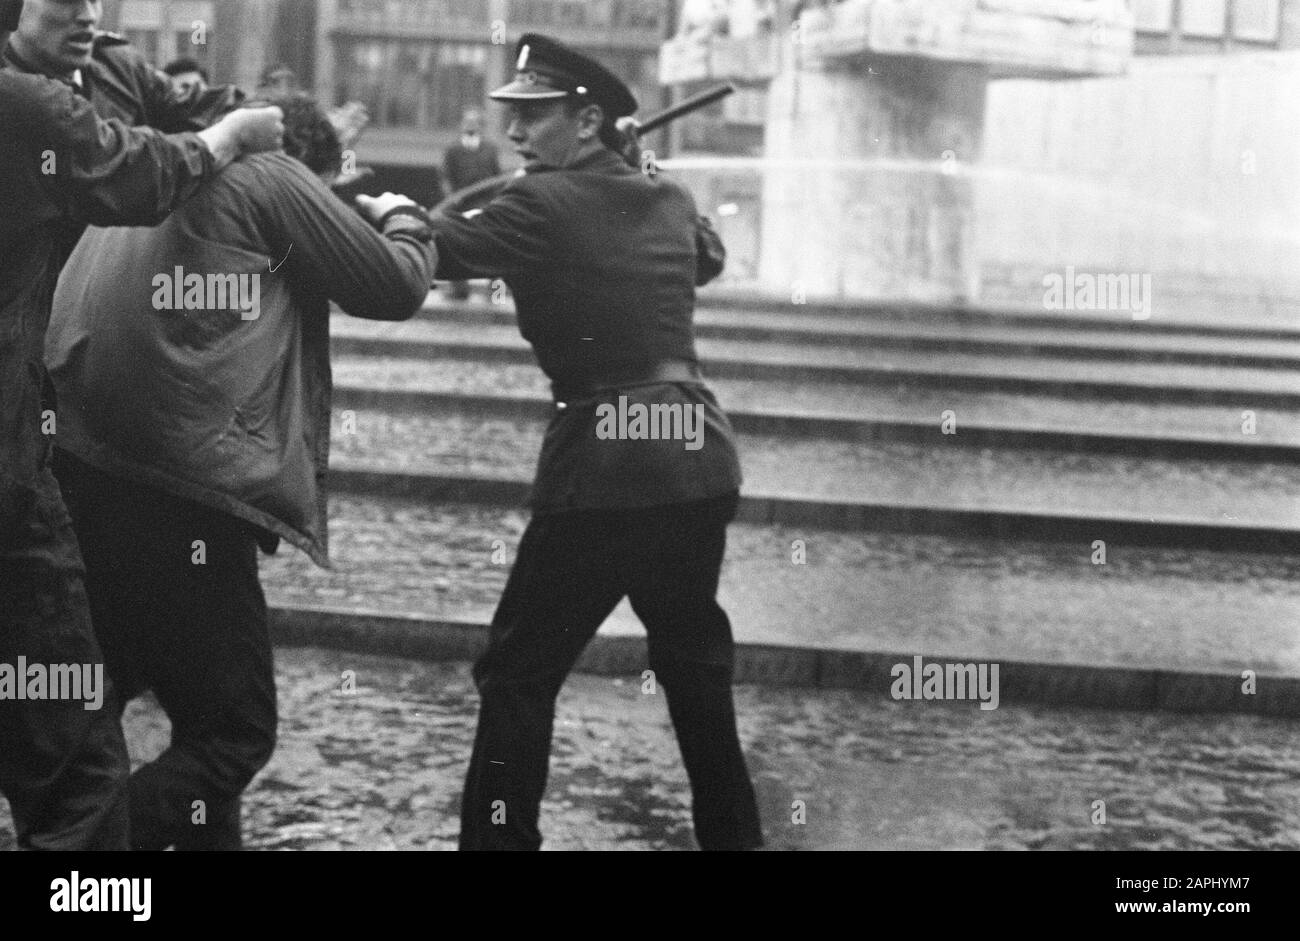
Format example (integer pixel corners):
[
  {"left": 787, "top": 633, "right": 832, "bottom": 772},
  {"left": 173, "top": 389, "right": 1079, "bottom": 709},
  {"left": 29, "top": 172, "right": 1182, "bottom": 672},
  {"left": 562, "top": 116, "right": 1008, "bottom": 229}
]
[
  {"left": 100, "top": 0, "right": 1300, "bottom": 322},
  {"left": 102, "top": 0, "right": 674, "bottom": 200}
]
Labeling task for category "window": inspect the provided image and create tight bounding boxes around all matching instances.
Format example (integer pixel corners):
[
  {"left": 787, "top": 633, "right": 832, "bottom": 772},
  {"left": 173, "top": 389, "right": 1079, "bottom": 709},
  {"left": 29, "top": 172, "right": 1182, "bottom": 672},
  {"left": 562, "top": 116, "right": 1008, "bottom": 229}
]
[
  {"left": 336, "top": 39, "right": 489, "bottom": 130},
  {"left": 1180, "top": 0, "right": 1227, "bottom": 37},
  {"left": 1232, "top": 0, "right": 1281, "bottom": 41},
  {"left": 1132, "top": 0, "right": 1174, "bottom": 33}
]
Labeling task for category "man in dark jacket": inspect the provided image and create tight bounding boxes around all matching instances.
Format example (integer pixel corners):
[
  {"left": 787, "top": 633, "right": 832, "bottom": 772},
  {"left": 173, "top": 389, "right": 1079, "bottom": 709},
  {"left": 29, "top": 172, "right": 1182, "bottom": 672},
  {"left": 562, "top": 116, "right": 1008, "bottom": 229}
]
[
  {"left": 4, "top": 0, "right": 242, "bottom": 263},
  {"left": 430, "top": 33, "right": 763, "bottom": 852},
  {"left": 47, "top": 94, "right": 436, "bottom": 851},
  {"left": 1, "top": 0, "right": 284, "bottom": 850},
  {"left": 4, "top": 0, "right": 239, "bottom": 127}
]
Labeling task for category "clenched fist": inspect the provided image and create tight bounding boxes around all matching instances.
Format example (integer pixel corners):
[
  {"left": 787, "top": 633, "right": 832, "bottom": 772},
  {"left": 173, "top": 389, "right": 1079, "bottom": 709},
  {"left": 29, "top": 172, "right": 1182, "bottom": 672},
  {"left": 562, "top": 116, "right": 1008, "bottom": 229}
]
[
  {"left": 224, "top": 106, "right": 286, "bottom": 154},
  {"left": 197, "top": 106, "right": 285, "bottom": 171}
]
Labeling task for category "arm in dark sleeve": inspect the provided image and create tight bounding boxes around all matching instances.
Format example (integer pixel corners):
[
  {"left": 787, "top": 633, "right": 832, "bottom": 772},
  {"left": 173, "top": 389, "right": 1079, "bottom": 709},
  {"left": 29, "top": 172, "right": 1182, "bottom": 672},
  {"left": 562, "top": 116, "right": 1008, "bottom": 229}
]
[
  {"left": 695, "top": 214, "right": 726, "bottom": 286},
  {"left": 428, "top": 182, "right": 552, "bottom": 282},
  {"left": 132, "top": 51, "right": 243, "bottom": 131},
  {"left": 260, "top": 156, "right": 437, "bottom": 321},
  {"left": 27, "top": 75, "right": 214, "bottom": 226}
]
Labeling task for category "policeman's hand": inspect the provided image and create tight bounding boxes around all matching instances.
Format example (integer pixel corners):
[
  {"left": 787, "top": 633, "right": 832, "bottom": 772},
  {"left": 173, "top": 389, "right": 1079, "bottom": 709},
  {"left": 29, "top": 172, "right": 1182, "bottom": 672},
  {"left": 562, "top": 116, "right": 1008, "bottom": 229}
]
[
  {"left": 197, "top": 106, "right": 284, "bottom": 171},
  {"left": 615, "top": 116, "right": 642, "bottom": 170},
  {"left": 356, "top": 192, "right": 423, "bottom": 227}
]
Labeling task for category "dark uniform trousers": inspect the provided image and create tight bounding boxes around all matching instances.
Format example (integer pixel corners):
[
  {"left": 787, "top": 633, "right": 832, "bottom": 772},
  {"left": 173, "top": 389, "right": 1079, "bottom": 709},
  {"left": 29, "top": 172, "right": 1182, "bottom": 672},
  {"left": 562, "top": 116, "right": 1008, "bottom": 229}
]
[
  {"left": 459, "top": 492, "right": 764, "bottom": 851},
  {"left": 0, "top": 465, "right": 130, "bottom": 851},
  {"left": 54, "top": 452, "right": 277, "bottom": 851}
]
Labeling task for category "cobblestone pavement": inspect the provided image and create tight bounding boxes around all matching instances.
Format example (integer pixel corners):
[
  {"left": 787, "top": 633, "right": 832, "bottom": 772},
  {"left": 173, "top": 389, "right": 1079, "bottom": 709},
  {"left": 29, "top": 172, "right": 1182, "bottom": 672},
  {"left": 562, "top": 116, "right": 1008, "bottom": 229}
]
[
  {"left": 4, "top": 647, "right": 1298, "bottom": 851},
  {"left": 258, "top": 496, "right": 1300, "bottom": 675}
]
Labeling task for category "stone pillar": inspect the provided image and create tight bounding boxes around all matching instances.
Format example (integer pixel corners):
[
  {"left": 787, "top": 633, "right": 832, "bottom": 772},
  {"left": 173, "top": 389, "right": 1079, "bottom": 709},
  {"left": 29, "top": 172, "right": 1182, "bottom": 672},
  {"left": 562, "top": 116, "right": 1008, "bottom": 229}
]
[{"left": 759, "top": 45, "right": 986, "bottom": 302}]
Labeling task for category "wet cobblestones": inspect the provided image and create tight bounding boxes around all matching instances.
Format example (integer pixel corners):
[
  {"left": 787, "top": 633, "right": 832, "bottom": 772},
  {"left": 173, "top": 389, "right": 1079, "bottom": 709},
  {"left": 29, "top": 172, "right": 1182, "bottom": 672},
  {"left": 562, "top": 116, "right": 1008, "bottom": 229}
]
[{"left": 5, "top": 647, "right": 1296, "bottom": 850}]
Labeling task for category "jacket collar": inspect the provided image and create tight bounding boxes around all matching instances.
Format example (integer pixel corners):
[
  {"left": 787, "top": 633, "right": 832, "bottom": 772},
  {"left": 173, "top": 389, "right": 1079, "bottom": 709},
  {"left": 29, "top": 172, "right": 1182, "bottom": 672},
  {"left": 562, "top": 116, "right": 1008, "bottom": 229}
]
[
  {"left": 526, "top": 147, "right": 628, "bottom": 177},
  {"left": 2, "top": 41, "right": 92, "bottom": 97},
  {"left": 569, "top": 148, "right": 628, "bottom": 174}
]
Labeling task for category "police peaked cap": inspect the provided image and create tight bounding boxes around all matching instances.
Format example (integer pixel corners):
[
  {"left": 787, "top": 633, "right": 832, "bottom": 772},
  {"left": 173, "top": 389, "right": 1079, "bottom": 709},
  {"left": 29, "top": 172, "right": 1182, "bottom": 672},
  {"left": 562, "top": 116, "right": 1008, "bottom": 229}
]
[{"left": 490, "top": 33, "right": 638, "bottom": 118}]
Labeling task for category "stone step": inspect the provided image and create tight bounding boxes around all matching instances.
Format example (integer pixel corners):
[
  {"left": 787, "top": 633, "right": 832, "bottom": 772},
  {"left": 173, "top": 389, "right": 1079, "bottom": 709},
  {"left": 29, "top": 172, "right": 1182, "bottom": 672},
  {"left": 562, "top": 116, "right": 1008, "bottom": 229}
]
[
  {"left": 329, "top": 318, "right": 1300, "bottom": 407},
  {"left": 333, "top": 386, "right": 1300, "bottom": 462},
  {"left": 324, "top": 410, "right": 1300, "bottom": 546},
  {"left": 693, "top": 286, "right": 1300, "bottom": 339},
  {"left": 257, "top": 493, "right": 1300, "bottom": 687},
  {"left": 412, "top": 302, "right": 1300, "bottom": 369},
  {"left": 427, "top": 286, "right": 1300, "bottom": 339},
  {"left": 333, "top": 355, "right": 1300, "bottom": 448}
]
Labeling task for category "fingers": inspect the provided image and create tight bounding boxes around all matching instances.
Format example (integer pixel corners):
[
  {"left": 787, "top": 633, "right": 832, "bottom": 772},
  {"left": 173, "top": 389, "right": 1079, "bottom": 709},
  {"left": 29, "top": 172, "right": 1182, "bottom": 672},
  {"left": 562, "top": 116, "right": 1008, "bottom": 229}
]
[
  {"left": 355, "top": 191, "right": 419, "bottom": 225},
  {"left": 227, "top": 105, "right": 285, "bottom": 154}
]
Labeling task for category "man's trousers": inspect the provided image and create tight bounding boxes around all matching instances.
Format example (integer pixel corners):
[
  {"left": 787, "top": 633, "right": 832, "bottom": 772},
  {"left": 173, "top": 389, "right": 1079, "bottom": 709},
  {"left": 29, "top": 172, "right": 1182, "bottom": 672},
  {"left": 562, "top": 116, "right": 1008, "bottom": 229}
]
[
  {"left": 0, "top": 464, "right": 130, "bottom": 850},
  {"left": 55, "top": 452, "right": 277, "bottom": 851},
  {"left": 459, "top": 492, "right": 764, "bottom": 851}
]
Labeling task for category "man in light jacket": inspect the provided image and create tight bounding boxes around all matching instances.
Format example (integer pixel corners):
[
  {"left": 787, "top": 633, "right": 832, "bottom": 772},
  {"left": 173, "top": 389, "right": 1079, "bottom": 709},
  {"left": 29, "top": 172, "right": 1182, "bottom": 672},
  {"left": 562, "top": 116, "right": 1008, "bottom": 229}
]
[{"left": 45, "top": 93, "right": 434, "bottom": 850}]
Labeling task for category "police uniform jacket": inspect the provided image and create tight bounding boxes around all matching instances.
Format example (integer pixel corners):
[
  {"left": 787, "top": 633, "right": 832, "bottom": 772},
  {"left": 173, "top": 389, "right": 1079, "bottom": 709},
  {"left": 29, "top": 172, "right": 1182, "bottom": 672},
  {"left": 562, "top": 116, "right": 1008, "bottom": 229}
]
[{"left": 429, "top": 148, "right": 742, "bottom": 512}]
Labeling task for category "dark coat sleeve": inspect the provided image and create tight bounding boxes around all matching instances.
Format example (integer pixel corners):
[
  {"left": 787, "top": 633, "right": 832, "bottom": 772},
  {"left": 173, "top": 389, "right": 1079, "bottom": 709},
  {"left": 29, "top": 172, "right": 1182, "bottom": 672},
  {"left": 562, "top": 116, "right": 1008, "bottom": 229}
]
[
  {"left": 114, "top": 44, "right": 242, "bottom": 132},
  {"left": 428, "top": 180, "right": 553, "bottom": 282},
  {"left": 23, "top": 74, "right": 214, "bottom": 226},
  {"left": 256, "top": 155, "right": 437, "bottom": 321},
  {"left": 695, "top": 214, "right": 726, "bottom": 286}
]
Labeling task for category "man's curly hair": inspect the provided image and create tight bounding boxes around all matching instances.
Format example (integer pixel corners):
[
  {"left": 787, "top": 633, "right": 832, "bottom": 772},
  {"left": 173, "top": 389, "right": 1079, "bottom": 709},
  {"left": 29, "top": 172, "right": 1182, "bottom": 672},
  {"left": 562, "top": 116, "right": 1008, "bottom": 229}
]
[{"left": 258, "top": 92, "right": 343, "bottom": 179}]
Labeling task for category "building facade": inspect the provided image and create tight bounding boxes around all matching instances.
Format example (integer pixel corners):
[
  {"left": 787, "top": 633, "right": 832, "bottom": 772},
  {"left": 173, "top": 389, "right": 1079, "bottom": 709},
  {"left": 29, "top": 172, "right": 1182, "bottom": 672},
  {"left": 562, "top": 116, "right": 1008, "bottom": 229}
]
[
  {"left": 103, "top": 0, "right": 317, "bottom": 91},
  {"left": 316, "top": 0, "right": 673, "bottom": 193},
  {"left": 1132, "top": 0, "right": 1299, "bottom": 53},
  {"left": 102, "top": 1, "right": 674, "bottom": 199}
]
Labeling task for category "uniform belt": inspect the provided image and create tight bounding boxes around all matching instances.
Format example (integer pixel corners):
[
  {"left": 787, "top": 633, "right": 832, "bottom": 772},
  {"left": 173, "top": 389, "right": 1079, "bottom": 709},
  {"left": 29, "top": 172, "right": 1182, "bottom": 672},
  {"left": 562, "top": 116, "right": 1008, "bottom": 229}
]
[{"left": 552, "top": 359, "right": 704, "bottom": 405}]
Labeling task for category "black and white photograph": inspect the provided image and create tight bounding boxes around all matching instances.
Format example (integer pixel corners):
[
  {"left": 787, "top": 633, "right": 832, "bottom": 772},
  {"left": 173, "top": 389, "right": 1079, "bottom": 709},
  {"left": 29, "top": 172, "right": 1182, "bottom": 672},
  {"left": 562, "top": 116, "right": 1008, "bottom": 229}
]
[{"left": 0, "top": 0, "right": 1294, "bottom": 911}]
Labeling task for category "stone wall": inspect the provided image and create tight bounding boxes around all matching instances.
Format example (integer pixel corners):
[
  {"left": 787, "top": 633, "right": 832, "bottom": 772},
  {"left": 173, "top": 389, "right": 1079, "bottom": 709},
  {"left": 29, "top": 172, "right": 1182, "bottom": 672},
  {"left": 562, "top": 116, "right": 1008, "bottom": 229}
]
[{"left": 979, "top": 50, "right": 1300, "bottom": 325}]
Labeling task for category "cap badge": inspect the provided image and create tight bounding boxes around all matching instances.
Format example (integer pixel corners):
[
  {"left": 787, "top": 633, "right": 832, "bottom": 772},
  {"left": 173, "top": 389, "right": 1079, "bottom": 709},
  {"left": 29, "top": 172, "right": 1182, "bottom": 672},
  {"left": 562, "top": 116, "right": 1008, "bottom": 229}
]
[{"left": 517, "top": 44, "right": 530, "bottom": 70}]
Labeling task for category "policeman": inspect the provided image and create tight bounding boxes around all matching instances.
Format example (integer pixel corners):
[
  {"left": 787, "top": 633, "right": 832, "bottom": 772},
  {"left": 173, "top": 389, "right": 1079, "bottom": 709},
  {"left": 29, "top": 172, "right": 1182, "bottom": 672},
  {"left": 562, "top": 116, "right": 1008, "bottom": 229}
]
[
  {"left": 430, "top": 33, "right": 764, "bottom": 851},
  {"left": 0, "top": 0, "right": 283, "bottom": 849}
]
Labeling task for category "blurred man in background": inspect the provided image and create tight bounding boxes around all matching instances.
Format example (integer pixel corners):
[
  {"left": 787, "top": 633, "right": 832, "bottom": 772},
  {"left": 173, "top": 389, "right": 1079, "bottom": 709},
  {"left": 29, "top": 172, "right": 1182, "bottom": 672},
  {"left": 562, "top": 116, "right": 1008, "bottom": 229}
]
[
  {"left": 47, "top": 95, "right": 434, "bottom": 851},
  {"left": 1, "top": 0, "right": 284, "bottom": 850},
  {"left": 257, "top": 61, "right": 297, "bottom": 95},
  {"left": 440, "top": 108, "right": 502, "bottom": 299},
  {"left": 162, "top": 56, "right": 208, "bottom": 97}
]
